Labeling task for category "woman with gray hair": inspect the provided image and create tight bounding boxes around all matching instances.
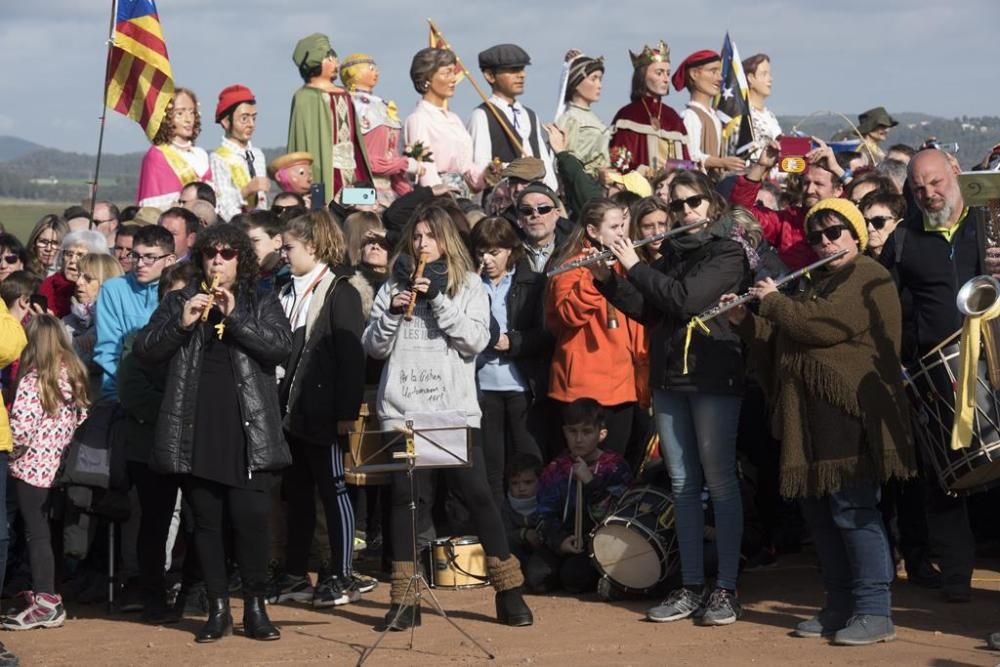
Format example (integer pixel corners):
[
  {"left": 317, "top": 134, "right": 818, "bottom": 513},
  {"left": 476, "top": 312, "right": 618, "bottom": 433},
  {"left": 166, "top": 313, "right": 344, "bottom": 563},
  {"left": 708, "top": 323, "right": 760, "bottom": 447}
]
[
  {"left": 38, "top": 230, "right": 110, "bottom": 318},
  {"left": 403, "top": 48, "right": 485, "bottom": 197}
]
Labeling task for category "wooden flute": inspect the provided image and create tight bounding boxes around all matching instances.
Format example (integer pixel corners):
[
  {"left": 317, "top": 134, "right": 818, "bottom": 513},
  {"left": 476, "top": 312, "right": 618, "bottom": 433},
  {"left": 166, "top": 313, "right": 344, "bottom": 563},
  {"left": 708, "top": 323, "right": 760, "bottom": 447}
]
[
  {"left": 404, "top": 253, "right": 429, "bottom": 321},
  {"left": 201, "top": 274, "right": 221, "bottom": 322}
]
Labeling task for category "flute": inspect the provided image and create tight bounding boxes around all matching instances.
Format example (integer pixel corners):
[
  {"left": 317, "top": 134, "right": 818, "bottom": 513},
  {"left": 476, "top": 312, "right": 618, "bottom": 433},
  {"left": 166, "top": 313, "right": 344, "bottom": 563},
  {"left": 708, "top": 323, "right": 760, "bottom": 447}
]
[
  {"left": 695, "top": 249, "right": 849, "bottom": 323},
  {"left": 546, "top": 217, "right": 711, "bottom": 277},
  {"left": 201, "top": 274, "right": 220, "bottom": 322},
  {"left": 404, "top": 253, "right": 429, "bottom": 321}
]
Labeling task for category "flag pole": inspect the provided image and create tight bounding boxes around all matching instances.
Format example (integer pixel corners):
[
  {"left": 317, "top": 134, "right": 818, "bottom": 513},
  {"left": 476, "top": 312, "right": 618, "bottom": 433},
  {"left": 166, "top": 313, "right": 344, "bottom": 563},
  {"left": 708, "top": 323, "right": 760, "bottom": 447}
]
[
  {"left": 427, "top": 18, "right": 526, "bottom": 157},
  {"left": 89, "top": 0, "right": 118, "bottom": 213}
]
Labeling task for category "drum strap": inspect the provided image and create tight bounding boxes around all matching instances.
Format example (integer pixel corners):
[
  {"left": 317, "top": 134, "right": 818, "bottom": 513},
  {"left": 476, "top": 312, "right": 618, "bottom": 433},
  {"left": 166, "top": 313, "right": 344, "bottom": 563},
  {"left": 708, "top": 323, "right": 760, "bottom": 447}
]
[{"left": 444, "top": 542, "right": 490, "bottom": 583}]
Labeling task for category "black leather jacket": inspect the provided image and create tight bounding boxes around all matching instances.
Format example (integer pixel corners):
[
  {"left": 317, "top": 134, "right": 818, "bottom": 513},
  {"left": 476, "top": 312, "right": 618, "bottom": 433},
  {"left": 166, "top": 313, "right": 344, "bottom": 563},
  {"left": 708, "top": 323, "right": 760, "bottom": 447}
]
[{"left": 133, "top": 283, "right": 293, "bottom": 475}]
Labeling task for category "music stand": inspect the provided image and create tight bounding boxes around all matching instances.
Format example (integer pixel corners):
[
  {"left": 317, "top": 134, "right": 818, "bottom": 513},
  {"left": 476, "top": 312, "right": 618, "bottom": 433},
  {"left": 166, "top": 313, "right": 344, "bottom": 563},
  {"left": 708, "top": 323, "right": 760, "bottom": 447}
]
[{"left": 355, "top": 418, "right": 495, "bottom": 665}]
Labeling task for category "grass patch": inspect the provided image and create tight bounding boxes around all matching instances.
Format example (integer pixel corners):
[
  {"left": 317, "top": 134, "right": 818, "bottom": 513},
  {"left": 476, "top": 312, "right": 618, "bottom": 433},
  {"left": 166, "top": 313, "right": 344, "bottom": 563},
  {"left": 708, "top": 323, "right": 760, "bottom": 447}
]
[{"left": 0, "top": 199, "right": 76, "bottom": 241}]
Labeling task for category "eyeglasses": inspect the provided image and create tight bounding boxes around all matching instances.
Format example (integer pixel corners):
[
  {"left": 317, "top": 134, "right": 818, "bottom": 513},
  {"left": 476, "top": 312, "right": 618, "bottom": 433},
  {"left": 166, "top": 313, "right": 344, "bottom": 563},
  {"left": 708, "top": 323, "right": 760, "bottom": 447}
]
[
  {"left": 202, "top": 247, "right": 238, "bottom": 261},
  {"left": 518, "top": 204, "right": 556, "bottom": 217},
  {"left": 363, "top": 237, "right": 392, "bottom": 251},
  {"left": 667, "top": 195, "right": 706, "bottom": 213},
  {"left": 865, "top": 215, "right": 898, "bottom": 231},
  {"left": 0, "top": 254, "right": 19, "bottom": 265},
  {"left": 128, "top": 252, "right": 171, "bottom": 266},
  {"left": 35, "top": 239, "right": 60, "bottom": 248},
  {"left": 113, "top": 245, "right": 132, "bottom": 255},
  {"left": 61, "top": 250, "right": 86, "bottom": 261},
  {"left": 806, "top": 225, "right": 851, "bottom": 246}
]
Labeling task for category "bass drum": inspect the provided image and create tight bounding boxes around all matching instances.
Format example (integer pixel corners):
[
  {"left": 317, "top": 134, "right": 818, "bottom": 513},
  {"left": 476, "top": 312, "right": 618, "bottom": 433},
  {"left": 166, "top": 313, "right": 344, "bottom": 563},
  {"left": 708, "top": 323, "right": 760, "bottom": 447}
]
[
  {"left": 590, "top": 485, "right": 679, "bottom": 593},
  {"left": 905, "top": 331, "right": 1000, "bottom": 493}
]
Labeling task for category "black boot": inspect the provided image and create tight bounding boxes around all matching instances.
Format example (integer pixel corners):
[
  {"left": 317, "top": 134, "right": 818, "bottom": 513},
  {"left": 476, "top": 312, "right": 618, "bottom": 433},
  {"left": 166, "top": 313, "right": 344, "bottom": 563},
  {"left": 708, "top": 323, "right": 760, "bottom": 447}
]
[
  {"left": 243, "top": 596, "right": 280, "bottom": 641},
  {"left": 195, "top": 597, "right": 232, "bottom": 643},
  {"left": 384, "top": 603, "right": 421, "bottom": 631},
  {"left": 495, "top": 586, "right": 533, "bottom": 627}
]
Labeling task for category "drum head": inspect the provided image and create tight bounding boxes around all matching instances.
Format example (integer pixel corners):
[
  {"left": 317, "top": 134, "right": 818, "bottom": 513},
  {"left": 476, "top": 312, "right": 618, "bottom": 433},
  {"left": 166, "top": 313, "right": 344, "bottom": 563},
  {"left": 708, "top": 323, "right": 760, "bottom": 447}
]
[{"left": 591, "top": 522, "right": 663, "bottom": 590}]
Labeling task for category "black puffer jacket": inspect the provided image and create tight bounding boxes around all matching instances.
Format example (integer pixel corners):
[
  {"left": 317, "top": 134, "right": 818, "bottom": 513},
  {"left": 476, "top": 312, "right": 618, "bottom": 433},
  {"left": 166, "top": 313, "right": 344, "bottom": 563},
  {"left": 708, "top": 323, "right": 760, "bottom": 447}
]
[
  {"left": 597, "top": 226, "right": 751, "bottom": 395},
  {"left": 133, "top": 283, "right": 293, "bottom": 475},
  {"left": 502, "top": 258, "right": 553, "bottom": 400}
]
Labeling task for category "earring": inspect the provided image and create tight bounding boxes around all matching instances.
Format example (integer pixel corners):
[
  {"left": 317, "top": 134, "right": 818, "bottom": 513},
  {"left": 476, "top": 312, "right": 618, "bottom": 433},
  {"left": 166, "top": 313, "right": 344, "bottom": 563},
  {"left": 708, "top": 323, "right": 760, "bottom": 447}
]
[{"left": 424, "top": 81, "right": 430, "bottom": 91}]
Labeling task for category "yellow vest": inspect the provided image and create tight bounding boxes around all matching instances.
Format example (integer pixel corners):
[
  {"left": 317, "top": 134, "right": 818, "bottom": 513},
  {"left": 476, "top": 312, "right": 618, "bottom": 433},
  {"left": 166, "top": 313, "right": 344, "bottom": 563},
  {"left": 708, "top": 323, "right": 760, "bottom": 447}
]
[{"left": 0, "top": 301, "right": 28, "bottom": 453}]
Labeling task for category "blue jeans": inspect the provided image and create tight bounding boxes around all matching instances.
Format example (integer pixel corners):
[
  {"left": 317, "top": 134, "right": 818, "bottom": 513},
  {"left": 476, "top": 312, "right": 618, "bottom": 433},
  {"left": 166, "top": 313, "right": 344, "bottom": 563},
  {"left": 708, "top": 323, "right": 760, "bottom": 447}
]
[
  {"left": 799, "top": 483, "right": 893, "bottom": 617},
  {"left": 654, "top": 389, "right": 743, "bottom": 590}
]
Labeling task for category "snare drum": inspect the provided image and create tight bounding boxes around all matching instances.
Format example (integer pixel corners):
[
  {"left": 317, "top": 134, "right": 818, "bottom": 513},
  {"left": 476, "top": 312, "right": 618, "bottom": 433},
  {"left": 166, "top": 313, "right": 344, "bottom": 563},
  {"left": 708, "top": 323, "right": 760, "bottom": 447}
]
[
  {"left": 345, "top": 403, "right": 391, "bottom": 485},
  {"left": 428, "top": 536, "right": 490, "bottom": 589},
  {"left": 904, "top": 330, "right": 1000, "bottom": 493},
  {"left": 590, "top": 486, "right": 679, "bottom": 593}
]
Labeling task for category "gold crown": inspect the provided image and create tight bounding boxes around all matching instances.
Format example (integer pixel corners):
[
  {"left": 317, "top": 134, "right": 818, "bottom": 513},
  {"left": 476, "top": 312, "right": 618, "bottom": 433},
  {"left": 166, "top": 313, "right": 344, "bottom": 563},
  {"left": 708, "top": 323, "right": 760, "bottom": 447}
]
[{"left": 629, "top": 40, "right": 670, "bottom": 69}]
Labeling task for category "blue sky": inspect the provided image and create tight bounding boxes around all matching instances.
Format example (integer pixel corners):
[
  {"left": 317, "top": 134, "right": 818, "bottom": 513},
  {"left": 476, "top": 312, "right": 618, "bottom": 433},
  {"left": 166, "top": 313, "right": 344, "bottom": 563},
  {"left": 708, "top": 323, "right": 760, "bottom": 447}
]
[{"left": 1, "top": 0, "right": 996, "bottom": 153}]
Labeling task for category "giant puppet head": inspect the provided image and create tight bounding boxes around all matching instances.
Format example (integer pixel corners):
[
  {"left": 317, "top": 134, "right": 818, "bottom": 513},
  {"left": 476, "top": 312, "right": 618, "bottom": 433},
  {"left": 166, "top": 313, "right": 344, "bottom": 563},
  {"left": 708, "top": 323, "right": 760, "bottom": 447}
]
[{"left": 268, "top": 152, "right": 314, "bottom": 195}]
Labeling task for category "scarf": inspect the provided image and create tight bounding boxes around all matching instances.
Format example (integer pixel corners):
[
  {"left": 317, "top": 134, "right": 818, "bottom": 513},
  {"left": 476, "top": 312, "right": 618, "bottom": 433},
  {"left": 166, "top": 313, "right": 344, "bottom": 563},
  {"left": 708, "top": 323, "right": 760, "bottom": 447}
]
[
  {"left": 70, "top": 299, "right": 94, "bottom": 328},
  {"left": 507, "top": 492, "right": 537, "bottom": 518},
  {"left": 668, "top": 215, "right": 732, "bottom": 254}
]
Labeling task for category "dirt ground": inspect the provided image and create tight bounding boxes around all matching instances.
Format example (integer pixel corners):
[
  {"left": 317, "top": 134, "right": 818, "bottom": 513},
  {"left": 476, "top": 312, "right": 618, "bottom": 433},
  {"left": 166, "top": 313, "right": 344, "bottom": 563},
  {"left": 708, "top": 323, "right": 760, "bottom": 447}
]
[{"left": 7, "top": 551, "right": 1000, "bottom": 666}]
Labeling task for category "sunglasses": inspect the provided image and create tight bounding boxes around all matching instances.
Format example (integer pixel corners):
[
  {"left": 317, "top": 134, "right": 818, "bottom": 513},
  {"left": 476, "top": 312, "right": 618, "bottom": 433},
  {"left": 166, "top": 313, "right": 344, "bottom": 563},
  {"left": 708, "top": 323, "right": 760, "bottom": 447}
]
[
  {"left": 363, "top": 236, "right": 392, "bottom": 251},
  {"left": 865, "top": 215, "right": 897, "bottom": 231},
  {"left": 806, "top": 224, "right": 851, "bottom": 246},
  {"left": 667, "top": 195, "right": 706, "bottom": 213},
  {"left": 518, "top": 204, "right": 556, "bottom": 217},
  {"left": 0, "top": 254, "right": 19, "bottom": 265},
  {"left": 202, "top": 247, "right": 238, "bottom": 261}
]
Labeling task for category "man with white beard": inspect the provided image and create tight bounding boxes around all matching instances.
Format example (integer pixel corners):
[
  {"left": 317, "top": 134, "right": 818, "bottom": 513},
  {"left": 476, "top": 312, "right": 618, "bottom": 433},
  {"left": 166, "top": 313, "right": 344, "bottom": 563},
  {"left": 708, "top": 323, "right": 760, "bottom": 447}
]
[{"left": 881, "top": 148, "right": 988, "bottom": 610}]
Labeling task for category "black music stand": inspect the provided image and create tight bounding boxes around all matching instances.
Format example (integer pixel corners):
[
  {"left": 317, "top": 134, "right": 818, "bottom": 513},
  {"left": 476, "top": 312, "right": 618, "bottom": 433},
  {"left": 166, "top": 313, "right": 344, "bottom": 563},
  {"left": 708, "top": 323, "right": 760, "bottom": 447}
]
[{"left": 354, "top": 419, "right": 494, "bottom": 665}]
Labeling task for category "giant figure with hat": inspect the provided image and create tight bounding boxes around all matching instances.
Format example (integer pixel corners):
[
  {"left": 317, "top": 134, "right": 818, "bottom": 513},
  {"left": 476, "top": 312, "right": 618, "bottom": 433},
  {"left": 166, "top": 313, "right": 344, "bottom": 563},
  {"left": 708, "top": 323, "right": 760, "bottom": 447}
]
[
  {"left": 609, "top": 40, "right": 689, "bottom": 174},
  {"left": 675, "top": 50, "right": 746, "bottom": 176},
  {"left": 554, "top": 50, "right": 610, "bottom": 178},
  {"left": 340, "top": 53, "right": 418, "bottom": 207},
  {"left": 210, "top": 84, "right": 271, "bottom": 221},
  {"left": 287, "top": 33, "right": 373, "bottom": 205},
  {"left": 467, "top": 44, "right": 558, "bottom": 191},
  {"left": 137, "top": 87, "right": 214, "bottom": 208},
  {"left": 856, "top": 106, "right": 897, "bottom": 166}
]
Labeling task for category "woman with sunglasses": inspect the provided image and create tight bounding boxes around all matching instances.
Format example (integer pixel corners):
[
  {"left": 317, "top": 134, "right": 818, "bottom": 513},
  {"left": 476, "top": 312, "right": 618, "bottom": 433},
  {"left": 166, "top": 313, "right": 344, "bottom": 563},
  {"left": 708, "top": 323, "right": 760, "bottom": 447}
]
[
  {"left": 26, "top": 215, "right": 69, "bottom": 277},
  {"left": 135, "top": 224, "right": 291, "bottom": 643},
  {"left": 547, "top": 198, "right": 643, "bottom": 458},
  {"left": 363, "top": 204, "right": 533, "bottom": 631},
  {"left": 591, "top": 170, "right": 750, "bottom": 626},
  {"left": 270, "top": 210, "right": 368, "bottom": 610},
  {"left": 857, "top": 191, "right": 906, "bottom": 260},
  {"left": 38, "top": 230, "right": 109, "bottom": 318},
  {"left": 722, "top": 198, "right": 914, "bottom": 645},
  {"left": 0, "top": 234, "right": 29, "bottom": 283}
]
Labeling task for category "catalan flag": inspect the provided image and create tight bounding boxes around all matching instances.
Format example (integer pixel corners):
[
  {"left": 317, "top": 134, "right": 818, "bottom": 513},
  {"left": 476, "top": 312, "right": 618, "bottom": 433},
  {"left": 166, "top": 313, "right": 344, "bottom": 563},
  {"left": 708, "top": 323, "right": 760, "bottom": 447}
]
[
  {"left": 714, "top": 32, "right": 755, "bottom": 155},
  {"left": 427, "top": 20, "right": 465, "bottom": 85},
  {"left": 105, "top": 0, "right": 174, "bottom": 141}
]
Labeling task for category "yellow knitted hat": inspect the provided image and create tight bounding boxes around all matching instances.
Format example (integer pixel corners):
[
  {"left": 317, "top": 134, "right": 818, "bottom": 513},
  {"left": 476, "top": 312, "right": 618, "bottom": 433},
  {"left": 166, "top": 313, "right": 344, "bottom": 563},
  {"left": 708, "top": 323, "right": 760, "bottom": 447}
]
[{"left": 805, "top": 198, "right": 868, "bottom": 252}]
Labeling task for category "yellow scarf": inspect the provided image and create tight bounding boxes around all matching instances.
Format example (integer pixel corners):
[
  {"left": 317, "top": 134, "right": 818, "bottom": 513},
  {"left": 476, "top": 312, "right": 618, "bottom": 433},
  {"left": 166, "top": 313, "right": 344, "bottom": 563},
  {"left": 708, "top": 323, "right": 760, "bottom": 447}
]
[
  {"left": 214, "top": 145, "right": 255, "bottom": 207},
  {"left": 952, "top": 291, "right": 1000, "bottom": 450},
  {"left": 159, "top": 144, "right": 199, "bottom": 185}
]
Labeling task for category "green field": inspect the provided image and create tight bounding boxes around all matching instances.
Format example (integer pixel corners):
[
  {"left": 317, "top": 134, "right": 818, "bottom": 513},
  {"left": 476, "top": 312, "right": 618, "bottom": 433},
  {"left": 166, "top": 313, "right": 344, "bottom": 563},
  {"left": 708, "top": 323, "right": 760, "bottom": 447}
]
[{"left": 0, "top": 198, "right": 77, "bottom": 241}]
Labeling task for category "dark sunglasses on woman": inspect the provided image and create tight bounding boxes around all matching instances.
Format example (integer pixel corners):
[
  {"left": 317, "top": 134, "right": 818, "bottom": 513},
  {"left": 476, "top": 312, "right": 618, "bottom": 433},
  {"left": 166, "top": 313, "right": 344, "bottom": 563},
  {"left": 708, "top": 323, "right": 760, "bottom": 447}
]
[
  {"left": 806, "top": 224, "right": 851, "bottom": 246},
  {"left": 865, "top": 215, "right": 897, "bottom": 231},
  {"left": 667, "top": 195, "right": 706, "bottom": 213},
  {"left": 202, "top": 247, "right": 239, "bottom": 260}
]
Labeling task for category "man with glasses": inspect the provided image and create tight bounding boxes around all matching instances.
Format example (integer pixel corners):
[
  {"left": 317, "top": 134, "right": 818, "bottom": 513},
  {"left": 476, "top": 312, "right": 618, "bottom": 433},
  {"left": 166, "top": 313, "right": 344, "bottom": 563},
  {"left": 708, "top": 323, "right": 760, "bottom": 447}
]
[
  {"left": 514, "top": 183, "right": 569, "bottom": 273},
  {"left": 210, "top": 85, "right": 271, "bottom": 222},
  {"left": 728, "top": 140, "right": 846, "bottom": 270},
  {"left": 113, "top": 224, "right": 139, "bottom": 272},
  {"left": 94, "top": 225, "right": 176, "bottom": 401},
  {"left": 93, "top": 201, "right": 121, "bottom": 248}
]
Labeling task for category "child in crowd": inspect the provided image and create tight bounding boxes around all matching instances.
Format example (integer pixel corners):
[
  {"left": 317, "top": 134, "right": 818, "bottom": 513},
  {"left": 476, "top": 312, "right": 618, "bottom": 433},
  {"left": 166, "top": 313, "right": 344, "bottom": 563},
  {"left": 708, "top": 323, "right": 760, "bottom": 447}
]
[
  {"left": 502, "top": 454, "right": 543, "bottom": 569},
  {"left": 4, "top": 314, "right": 90, "bottom": 630},
  {"left": 529, "top": 398, "right": 631, "bottom": 593},
  {"left": 0, "top": 271, "right": 40, "bottom": 408}
]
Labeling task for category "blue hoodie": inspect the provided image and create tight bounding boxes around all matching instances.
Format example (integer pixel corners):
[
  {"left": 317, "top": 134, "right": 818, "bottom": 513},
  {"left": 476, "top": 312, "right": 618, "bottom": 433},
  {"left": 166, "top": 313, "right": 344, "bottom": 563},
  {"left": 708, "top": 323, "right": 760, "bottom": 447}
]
[{"left": 93, "top": 272, "right": 160, "bottom": 400}]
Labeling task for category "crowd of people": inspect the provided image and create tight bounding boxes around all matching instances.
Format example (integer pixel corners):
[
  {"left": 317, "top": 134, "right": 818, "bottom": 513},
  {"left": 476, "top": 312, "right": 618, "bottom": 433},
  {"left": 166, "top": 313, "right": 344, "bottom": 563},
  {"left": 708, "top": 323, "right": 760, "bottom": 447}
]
[{"left": 1, "top": 30, "right": 999, "bottom": 665}]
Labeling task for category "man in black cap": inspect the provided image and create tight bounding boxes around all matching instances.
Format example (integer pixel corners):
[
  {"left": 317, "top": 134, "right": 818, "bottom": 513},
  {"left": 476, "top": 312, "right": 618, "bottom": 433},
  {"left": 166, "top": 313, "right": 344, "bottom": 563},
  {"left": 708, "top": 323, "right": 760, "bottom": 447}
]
[
  {"left": 468, "top": 44, "right": 558, "bottom": 191},
  {"left": 515, "top": 183, "right": 570, "bottom": 273}
]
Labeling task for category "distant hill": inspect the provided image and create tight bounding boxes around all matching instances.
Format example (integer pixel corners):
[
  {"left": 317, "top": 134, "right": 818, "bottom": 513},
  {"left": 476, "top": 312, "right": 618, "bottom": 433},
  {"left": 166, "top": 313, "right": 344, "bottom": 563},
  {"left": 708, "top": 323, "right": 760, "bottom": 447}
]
[
  {"left": 0, "top": 136, "right": 45, "bottom": 162},
  {"left": 1, "top": 113, "right": 998, "bottom": 203}
]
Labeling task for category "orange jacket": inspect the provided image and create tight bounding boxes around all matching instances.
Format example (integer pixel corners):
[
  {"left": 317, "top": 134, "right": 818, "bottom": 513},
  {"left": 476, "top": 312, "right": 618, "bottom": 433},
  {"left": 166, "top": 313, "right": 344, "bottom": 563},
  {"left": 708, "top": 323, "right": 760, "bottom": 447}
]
[{"left": 545, "top": 256, "right": 641, "bottom": 406}]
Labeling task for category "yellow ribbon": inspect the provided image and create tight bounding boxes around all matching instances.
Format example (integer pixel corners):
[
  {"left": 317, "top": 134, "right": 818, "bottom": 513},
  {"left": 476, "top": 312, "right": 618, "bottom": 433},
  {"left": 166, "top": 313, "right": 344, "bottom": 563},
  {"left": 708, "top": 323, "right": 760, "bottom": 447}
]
[
  {"left": 952, "top": 298, "right": 1000, "bottom": 450},
  {"left": 682, "top": 317, "right": 711, "bottom": 375}
]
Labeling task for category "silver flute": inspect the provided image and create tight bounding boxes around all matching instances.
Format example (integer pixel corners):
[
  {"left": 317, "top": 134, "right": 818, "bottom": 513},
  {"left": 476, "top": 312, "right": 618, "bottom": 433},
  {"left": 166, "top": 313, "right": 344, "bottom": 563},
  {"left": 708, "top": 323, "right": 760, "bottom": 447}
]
[
  {"left": 695, "top": 249, "right": 849, "bottom": 322},
  {"left": 546, "top": 218, "right": 711, "bottom": 277}
]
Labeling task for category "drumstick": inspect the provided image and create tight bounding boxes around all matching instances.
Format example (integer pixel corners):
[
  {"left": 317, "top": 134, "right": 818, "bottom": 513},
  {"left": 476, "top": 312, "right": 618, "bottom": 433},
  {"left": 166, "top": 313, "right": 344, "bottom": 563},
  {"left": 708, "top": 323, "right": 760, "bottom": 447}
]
[
  {"left": 574, "top": 478, "right": 583, "bottom": 547},
  {"left": 404, "top": 253, "right": 429, "bottom": 321},
  {"left": 201, "top": 274, "right": 220, "bottom": 322}
]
